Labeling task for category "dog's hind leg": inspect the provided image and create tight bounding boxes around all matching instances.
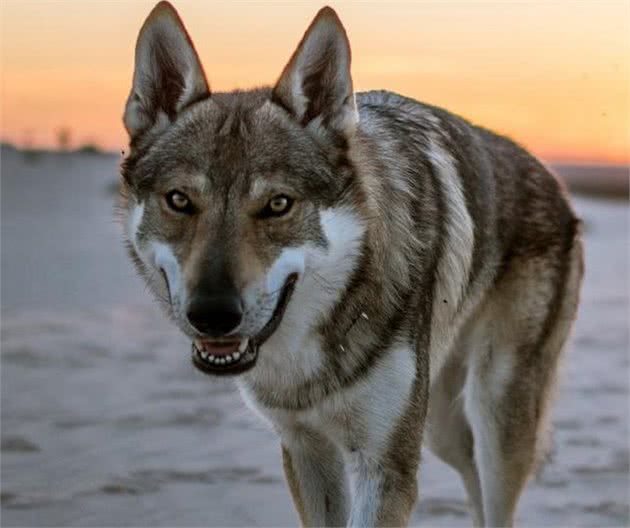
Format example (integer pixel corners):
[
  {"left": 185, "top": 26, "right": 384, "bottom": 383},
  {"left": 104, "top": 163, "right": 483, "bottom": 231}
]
[
  {"left": 463, "top": 240, "right": 583, "bottom": 527},
  {"left": 426, "top": 356, "right": 484, "bottom": 526},
  {"left": 281, "top": 427, "right": 350, "bottom": 527}
]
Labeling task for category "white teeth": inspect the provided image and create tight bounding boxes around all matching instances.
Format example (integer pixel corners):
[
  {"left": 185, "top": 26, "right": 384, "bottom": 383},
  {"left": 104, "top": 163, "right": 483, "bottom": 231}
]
[
  {"left": 197, "top": 346, "right": 246, "bottom": 367},
  {"left": 238, "top": 338, "right": 249, "bottom": 353}
]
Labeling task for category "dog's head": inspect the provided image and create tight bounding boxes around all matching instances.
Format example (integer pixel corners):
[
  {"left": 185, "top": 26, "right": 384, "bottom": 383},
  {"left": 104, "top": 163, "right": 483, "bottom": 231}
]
[{"left": 121, "top": 2, "right": 367, "bottom": 376}]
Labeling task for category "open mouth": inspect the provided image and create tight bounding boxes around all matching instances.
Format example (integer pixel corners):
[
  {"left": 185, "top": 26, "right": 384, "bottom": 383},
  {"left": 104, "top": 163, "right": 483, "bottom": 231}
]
[{"left": 191, "top": 273, "right": 298, "bottom": 376}]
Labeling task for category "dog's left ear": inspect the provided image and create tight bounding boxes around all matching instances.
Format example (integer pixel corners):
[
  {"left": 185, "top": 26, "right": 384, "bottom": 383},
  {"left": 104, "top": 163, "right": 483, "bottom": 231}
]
[
  {"left": 123, "top": 1, "right": 209, "bottom": 141},
  {"left": 272, "top": 7, "right": 358, "bottom": 138}
]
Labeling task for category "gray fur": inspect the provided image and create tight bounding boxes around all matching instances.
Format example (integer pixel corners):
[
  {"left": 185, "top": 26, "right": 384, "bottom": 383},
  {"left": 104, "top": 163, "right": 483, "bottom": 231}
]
[{"left": 121, "top": 3, "right": 583, "bottom": 527}]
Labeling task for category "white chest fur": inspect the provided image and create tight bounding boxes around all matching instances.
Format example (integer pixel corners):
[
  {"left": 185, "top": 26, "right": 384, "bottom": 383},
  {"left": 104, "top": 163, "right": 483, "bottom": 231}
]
[{"left": 238, "top": 342, "right": 416, "bottom": 459}]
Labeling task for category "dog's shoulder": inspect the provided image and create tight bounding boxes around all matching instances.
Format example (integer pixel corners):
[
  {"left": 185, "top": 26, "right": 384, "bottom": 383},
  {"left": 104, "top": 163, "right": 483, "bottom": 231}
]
[{"left": 355, "top": 89, "right": 579, "bottom": 257}]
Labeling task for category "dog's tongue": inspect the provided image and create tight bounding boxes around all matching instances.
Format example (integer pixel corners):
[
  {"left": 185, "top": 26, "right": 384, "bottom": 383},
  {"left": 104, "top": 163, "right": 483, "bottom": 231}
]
[{"left": 196, "top": 339, "right": 240, "bottom": 357}]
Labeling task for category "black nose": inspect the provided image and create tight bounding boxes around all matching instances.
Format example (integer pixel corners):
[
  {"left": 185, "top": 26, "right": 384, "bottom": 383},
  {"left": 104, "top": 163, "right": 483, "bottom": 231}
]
[{"left": 186, "top": 295, "right": 243, "bottom": 336}]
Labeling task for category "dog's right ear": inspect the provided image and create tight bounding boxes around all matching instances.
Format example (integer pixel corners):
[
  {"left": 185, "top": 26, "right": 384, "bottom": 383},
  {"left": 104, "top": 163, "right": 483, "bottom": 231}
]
[{"left": 123, "top": 1, "right": 209, "bottom": 142}]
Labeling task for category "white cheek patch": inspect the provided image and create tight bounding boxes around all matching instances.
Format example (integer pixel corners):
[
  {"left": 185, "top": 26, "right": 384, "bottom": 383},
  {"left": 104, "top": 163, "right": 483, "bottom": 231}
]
[
  {"left": 151, "top": 242, "right": 182, "bottom": 304},
  {"left": 319, "top": 207, "right": 365, "bottom": 252},
  {"left": 274, "top": 207, "right": 365, "bottom": 332},
  {"left": 242, "top": 208, "right": 365, "bottom": 327},
  {"left": 242, "top": 207, "right": 366, "bottom": 385},
  {"left": 266, "top": 248, "right": 306, "bottom": 294},
  {"left": 261, "top": 207, "right": 364, "bottom": 302},
  {"left": 127, "top": 201, "right": 145, "bottom": 253},
  {"left": 309, "top": 207, "right": 366, "bottom": 289},
  {"left": 126, "top": 202, "right": 184, "bottom": 306},
  {"left": 127, "top": 201, "right": 158, "bottom": 270}
]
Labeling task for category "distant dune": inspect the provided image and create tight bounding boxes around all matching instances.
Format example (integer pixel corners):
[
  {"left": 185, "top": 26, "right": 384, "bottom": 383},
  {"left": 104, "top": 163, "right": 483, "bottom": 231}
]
[
  {"left": 552, "top": 164, "right": 629, "bottom": 200},
  {"left": 0, "top": 142, "right": 116, "bottom": 158}
]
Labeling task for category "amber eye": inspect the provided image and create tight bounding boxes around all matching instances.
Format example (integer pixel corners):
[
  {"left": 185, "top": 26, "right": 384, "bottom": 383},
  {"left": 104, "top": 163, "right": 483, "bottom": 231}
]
[
  {"left": 261, "top": 194, "right": 294, "bottom": 218},
  {"left": 165, "top": 190, "right": 193, "bottom": 214}
]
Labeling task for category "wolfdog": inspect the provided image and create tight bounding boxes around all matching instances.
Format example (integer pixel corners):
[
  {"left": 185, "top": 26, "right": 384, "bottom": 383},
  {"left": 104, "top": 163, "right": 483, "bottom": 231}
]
[{"left": 120, "top": 2, "right": 583, "bottom": 526}]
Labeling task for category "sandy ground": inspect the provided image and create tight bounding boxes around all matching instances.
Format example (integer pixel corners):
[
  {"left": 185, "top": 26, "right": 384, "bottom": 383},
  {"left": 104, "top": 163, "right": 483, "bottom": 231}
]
[{"left": 1, "top": 148, "right": 628, "bottom": 527}]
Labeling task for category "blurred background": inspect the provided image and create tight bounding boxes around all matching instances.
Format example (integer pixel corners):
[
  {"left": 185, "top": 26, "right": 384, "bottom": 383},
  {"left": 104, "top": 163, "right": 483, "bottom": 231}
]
[{"left": 1, "top": 1, "right": 628, "bottom": 526}]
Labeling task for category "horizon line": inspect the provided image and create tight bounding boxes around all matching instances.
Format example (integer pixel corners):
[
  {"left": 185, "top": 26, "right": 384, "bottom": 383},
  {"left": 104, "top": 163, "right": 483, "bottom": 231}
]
[{"left": 2, "top": 141, "right": 628, "bottom": 170}]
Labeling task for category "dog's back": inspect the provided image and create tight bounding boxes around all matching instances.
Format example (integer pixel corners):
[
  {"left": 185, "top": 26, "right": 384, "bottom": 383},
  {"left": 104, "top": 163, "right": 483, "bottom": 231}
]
[{"left": 356, "top": 90, "right": 579, "bottom": 275}]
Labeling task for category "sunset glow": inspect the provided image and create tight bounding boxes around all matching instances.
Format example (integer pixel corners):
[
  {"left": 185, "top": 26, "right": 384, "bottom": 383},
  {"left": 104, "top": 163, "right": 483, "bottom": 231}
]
[{"left": 1, "top": 0, "right": 628, "bottom": 164}]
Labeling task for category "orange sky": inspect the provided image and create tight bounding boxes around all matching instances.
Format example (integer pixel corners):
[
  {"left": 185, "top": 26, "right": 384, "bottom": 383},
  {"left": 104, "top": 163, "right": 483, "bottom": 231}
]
[{"left": 1, "top": 1, "right": 628, "bottom": 164}]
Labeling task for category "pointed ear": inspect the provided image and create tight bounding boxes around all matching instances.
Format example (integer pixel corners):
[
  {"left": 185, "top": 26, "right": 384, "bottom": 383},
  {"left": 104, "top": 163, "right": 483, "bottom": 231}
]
[
  {"left": 272, "top": 7, "right": 358, "bottom": 138},
  {"left": 123, "top": 1, "right": 209, "bottom": 141}
]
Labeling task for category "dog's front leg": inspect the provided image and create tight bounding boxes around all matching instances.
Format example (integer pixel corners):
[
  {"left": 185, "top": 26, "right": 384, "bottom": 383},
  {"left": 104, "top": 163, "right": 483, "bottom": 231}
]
[
  {"left": 346, "top": 351, "right": 428, "bottom": 527},
  {"left": 281, "top": 428, "right": 350, "bottom": 527},
  {"left": 347, "top": 454, "right": 419, "bottom": 527}
]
